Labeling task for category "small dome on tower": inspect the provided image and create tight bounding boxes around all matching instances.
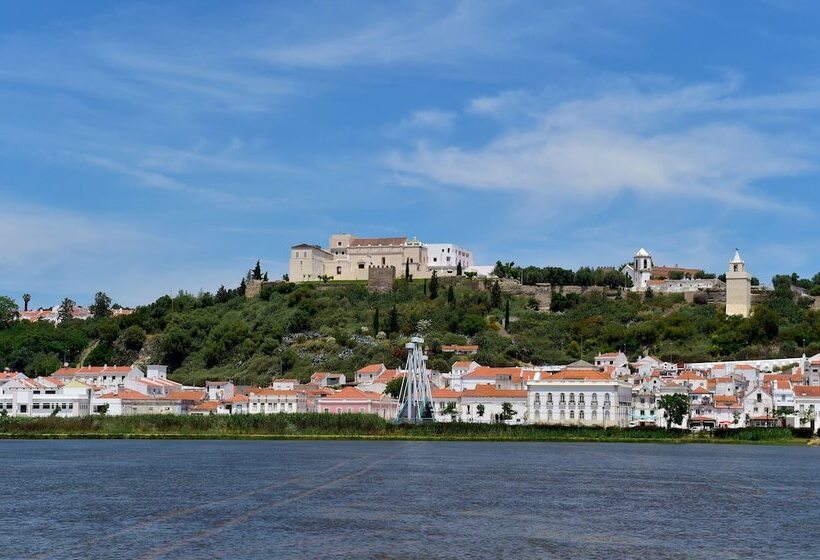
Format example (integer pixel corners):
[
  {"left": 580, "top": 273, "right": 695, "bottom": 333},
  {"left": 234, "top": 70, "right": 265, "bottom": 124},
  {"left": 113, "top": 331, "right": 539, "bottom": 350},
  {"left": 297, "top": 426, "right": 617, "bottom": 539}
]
[
  {"left": 634, "top": 248, "right": 651, "bottom": 258},
  {"left": 730, "top": 249, "right": 744, "bottom": 264}
]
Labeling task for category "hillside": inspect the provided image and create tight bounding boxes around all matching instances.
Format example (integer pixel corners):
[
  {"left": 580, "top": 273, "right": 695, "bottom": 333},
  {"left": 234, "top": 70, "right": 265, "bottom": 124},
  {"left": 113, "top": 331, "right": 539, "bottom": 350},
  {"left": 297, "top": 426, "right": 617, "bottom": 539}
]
[{"left": 0, "top": 277, "right": 818, "bottom": 386}]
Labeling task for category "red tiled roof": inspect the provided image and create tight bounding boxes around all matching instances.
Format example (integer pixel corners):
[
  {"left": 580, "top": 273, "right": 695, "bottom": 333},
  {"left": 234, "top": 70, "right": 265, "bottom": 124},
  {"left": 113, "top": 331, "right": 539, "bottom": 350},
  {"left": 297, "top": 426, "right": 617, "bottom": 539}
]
[
  {"left": 320, "top": 386, "right": 379, "bottom": 401},
  {"left": 692, "top": 386, "right": 711, "bottom": 394},
  {"left": 350, "top": 237, "right": 407, "bottom": 247},
  {"left": 165, "top": 390, "right": 206, "bottom": 401},
  {"left": 548, "top": 369, "right": 613, "bottom": 382},
  {"left": 794, "top": 386, "right": 820, "bottom": 397},
  {"left": 464, "top": 367, "right": 521, "bottom": 380},
  {"left": 54, "top": 366, "right": 133, "bottom": 376},
  {"left": 356, "top": 364, "right": 385, "bottom": 374},
  {"left": 432, "top": 388, "right": 461, "bottom": 399},
  {"left": 99, "top": 389, "right": 151, "bottom": 400},
  {"left": 248, "top": 389, "right": 300, "bottom": 397},
  {"left": 462, "top": 385, "right": 526, "bottom": 399}
]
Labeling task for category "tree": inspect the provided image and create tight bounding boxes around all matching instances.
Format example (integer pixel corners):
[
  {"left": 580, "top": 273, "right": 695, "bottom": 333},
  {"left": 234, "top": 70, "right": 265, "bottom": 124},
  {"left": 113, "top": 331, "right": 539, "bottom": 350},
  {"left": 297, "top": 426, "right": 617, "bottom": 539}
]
[
  {"left": 658, "top": 394, "right": 689, "bottom": 429},
  {"left": 252, "top": 260, "right": 263, "bottom": 281},
  {"left": 429, "top": 271, "right": 439, "bottom": 299},
  {"left": 386, "top": 305, "right": 400, "bottom": 334},
  {"left": 504, "top": 297, "right": 510, "bottom": 330},
  {"left": 384, "top": 377, "right": 404, "bottom": 399},
  {"left": 405, "top": 259, "right": 411, "bottom": 282},
  {"left": 372, "top": 307, "right": 380, "bottom": 335},
  {"left": 89, "top": 292, "right": 112, "bottom": 318},
  {"left": 456, "top": 262, "right": 463, "bottom": 276},
  {"left": 491, "top": 280, "right": 502, "bottom": 309},
  {"left": 120, "top": 326, "right": 147, "bottom": 353},
  {"left": 238, "top": 278, "right": 247, "bottom": 296},
  {"left": 318, "top": 275, "right": 333, "bottom": 283},
  {"left": 22, "top": 293, "right": 31, "bottom": 312},
  {"left": 644, "top": 286, "right": 654, "bottom": 299},
  {"left": 447, "top": 285, "right": 455, "bottom": 307},
  {"left": 423, "top": 279, "right": 427, "bottom": 295},
  {"left": 464, "top": 271, "right": 477, "bottom": 279},
  {"left": 500, "top": 402, "right": 517, "bottom": 421},
  {"left": 443, "top": 401, "right": 458, "bottom": 420},
  {"left": 57, "top": 298, "right": 76, "bottom": 324},
  {"left": 799, "top": 405, "right": 815, "bottom": 432},
  {"left": 215, "top": 285, "right": 230, "bottom": 303},
  {"left": 0, "top": 296, "right": 19, "bottom": 327},
  {"left": 97, "top": 403, "right": 109, "bottom": 416},
  {"left": 476, "top": 403, "right": 485, "bottom": 418}
]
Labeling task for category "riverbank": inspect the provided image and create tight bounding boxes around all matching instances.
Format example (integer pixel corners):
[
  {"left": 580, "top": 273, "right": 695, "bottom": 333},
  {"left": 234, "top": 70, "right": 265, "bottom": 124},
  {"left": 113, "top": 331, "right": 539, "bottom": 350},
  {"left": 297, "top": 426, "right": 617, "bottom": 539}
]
[{"left": 0, "top": 414, "right": 814, "bottom": 444}]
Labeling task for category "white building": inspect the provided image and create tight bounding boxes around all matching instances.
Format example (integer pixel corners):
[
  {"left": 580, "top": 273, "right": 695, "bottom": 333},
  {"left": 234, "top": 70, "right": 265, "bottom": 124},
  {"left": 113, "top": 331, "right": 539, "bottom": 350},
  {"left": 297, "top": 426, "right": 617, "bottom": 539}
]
[
  {"left": 53, "top": 365, "right": 143, "bottom": 390},
  {"left": 0, "top": 378, "right": 92, "bottom": 417},
  {"left": 594, "top": 351, "right": 630, "bottom": 377},
  {"left": 527, "top": 369, "right": 632, "bottom": 427},
  {"left": 247, "top": 389, "right": 306, "bottom": 414},
  {"left": 794, "top": 386, "right": 820, "bottom": 433},
  {"left": 425, "top": 243, "right": 474, "bottom": 273},
  {"left": 460, "top": 385, "right": 527, "bottom": 424},
  {"left": 726, "top": 249, "right": 752, "bottom": 318},
  {"left": 622, "top": 248, "right": 653, "bottom": 290}
]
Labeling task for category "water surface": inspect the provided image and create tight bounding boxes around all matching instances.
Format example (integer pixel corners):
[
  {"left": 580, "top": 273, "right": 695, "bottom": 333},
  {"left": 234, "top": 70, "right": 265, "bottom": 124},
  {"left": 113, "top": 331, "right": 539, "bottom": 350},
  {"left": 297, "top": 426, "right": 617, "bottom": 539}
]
[{"left": 1, "top": 440, "right": 817, "bottom": 559}]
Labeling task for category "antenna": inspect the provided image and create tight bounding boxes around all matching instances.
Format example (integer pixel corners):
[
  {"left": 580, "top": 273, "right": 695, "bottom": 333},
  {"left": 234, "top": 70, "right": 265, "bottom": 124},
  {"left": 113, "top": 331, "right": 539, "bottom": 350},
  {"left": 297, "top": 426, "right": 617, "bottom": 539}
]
[{"left": 395, "top": 336, "right": 434, "bottom": 423}]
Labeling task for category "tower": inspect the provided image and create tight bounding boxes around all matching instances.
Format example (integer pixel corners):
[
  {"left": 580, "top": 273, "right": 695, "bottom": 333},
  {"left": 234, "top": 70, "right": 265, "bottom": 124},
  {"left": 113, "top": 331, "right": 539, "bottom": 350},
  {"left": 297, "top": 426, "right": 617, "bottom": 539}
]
[
  {"left": 395, "top": 336, "right": 434, "bottom": 423},
  {"left": 633, "top": 248, "right": 653, "bottom": 290},
  {"left": 725, "top": 249, "right": 751, "bottom": 318}
]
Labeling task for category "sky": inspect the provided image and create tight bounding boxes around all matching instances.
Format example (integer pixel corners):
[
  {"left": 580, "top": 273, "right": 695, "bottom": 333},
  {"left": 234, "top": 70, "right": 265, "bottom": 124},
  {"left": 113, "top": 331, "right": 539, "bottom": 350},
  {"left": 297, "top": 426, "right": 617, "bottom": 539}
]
[{"left": 1, "top": 0, "right": 820, "bottom": 307}]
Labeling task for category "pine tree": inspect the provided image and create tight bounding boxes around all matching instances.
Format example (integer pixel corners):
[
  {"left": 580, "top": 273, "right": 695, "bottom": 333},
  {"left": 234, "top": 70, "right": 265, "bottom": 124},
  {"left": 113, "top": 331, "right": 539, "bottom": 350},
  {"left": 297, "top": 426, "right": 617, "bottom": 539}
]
[
  {"left": 456, "top": 262, "right": 463, "bottom": 276},
  {"left": 372, "top": 307, "right": 380, "bottom": 334},
  {"left": 238, "top": 278, "right": 247, "bottom": 296},
  {"left": 57, "top": 298, "right": 76, "bottom": 324},
  {"left": 447, "top": 285, "right": 455, "bottom": 307},
  {"left": 491, "top": 279, "right": 501, "bottom": 309},
  {"left": 429, "top": 271, "right": 439, "bottom": 299},
  {"left": 405, "top": 259, "right": 411, "bottom": 282},
  {"left": 216, "top": 285, "right": 230, "bottom": 303},
  {"left": 423, "top": 279, "right": 427, "bottom": 295},
  {"left": 252, "top": 260, "right": 263, "bottom": 281},
  {"left": 263, "top": 272, "right": 268, "bottom": 282}
]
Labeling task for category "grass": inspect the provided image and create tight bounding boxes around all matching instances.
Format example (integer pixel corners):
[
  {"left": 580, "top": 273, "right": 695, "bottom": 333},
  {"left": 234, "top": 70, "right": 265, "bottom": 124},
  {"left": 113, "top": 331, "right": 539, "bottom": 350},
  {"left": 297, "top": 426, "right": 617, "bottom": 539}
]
[{"left": 0, "top": 414, "right": 812, "bottom": 444}]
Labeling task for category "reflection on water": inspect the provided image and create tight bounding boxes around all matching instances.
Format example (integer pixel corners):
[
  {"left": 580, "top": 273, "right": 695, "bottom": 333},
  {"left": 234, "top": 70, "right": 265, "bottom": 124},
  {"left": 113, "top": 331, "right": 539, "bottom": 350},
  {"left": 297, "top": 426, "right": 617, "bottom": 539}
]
[{"left": 1, "top": 440, "right": 817, "bottom": 559}]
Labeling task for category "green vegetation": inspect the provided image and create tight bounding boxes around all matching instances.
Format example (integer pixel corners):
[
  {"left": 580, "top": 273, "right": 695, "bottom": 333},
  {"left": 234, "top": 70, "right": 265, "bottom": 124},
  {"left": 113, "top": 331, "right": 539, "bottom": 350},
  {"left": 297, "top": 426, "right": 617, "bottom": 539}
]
[
  {"left": 0, "top": 414, "right": 810, "bottom": 443},
  {"left": 657, "top": 394, "right": 689, "bottom": 428},
  {"left": 0, "top": 266, "right": 818, "bottom": 386},
  {"left": 493, "top": 262, "right": 633, "bottom": 288}
]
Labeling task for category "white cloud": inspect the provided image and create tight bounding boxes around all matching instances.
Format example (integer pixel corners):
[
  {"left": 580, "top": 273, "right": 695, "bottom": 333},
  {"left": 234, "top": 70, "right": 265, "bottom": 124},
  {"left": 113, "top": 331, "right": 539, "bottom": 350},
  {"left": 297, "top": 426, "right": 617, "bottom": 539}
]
[
  {"left": 393, "top": 110, "right": 456, "bottom": 135},
  {"left": 385, "top": 80, "right": 817, "bottom": 210}
]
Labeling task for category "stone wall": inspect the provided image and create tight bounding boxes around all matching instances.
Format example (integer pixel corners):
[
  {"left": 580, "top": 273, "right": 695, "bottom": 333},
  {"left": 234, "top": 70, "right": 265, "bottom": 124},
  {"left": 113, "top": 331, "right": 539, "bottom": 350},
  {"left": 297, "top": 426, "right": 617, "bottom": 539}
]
[
  {"left": 368, "top": 266, "right": 396, "bottom": 293},
  {"left": 245, "top": 279, "right": 264, "bottom": 298}
]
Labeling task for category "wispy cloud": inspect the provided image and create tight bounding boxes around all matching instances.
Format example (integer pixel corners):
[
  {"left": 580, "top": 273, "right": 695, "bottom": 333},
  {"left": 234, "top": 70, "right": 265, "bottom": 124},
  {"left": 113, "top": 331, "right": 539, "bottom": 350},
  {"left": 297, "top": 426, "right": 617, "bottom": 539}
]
[{"left": 385, "top": 78, "right": 818, "bottom": 211}]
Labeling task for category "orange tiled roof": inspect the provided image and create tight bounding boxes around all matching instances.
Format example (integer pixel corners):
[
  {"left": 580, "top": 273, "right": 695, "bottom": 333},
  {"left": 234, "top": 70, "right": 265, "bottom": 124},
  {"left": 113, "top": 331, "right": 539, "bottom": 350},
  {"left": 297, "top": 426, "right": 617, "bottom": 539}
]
[
  {"left": 794, "top": 386, "right": 820, "bottom": 397},
  {"left": 165, "top": 390, "right": 206, "bottom": 401},
  {"left": 432, "top": 388, "right": 461, "bottom": 399},
  {"left": 321, "top": 386, "right": 379, "bottom": 401},
  {"left": 99, "top": 388, "right": 151, "bottom": 400},
  {"left": 462, "top": 385, "right": 526, "bottom": 398},
  {"left": 356, "top": 364, "right": 385, "bottom": 374},
  {"left": 548, "top": 369, "right": 612, "bottom": 382},
  {"left": 350, "top": 237, "right": 407, "bottom": 247},
  {"left": 55, "top": 366, "right": 133, "bottom": 376},
  {"left": 248, "top": 388, "right": 300, "bottom": 397}
]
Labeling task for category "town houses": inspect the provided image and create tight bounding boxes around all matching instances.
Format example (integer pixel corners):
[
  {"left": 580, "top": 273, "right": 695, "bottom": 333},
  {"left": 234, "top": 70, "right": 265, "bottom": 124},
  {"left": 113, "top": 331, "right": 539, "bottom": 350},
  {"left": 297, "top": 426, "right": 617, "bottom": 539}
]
[{"left": 2, "top": 348, "right": 818, "bottom": 434}]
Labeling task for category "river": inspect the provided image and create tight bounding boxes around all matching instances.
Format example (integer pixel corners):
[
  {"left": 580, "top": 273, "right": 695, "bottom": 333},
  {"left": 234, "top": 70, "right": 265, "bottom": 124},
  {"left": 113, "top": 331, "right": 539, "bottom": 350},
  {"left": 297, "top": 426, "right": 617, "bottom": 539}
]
[{"left": 1, "top": 440, "right": 817, "bottom": 559}]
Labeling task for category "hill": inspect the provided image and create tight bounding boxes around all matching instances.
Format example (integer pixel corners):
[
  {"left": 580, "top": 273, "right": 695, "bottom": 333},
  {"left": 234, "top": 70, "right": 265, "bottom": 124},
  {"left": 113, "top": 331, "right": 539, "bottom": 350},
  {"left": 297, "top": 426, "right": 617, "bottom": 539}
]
[{"left": 0, "top": 277, "right": 818, "bottom": 386}]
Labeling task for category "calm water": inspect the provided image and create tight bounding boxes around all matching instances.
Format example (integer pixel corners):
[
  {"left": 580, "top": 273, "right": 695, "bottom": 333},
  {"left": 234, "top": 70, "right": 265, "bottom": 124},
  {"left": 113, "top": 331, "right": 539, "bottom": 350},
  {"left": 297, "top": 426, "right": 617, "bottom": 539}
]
[{"left": 0, "top": 440, "right": 818, "bottom": 559}]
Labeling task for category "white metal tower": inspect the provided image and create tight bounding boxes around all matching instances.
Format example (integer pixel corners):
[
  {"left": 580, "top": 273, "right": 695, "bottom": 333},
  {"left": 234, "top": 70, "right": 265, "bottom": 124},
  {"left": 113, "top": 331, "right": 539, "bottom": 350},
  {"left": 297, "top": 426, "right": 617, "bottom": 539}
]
[{"left": 395, "top": 336, "right": 434, "bottom": 423}]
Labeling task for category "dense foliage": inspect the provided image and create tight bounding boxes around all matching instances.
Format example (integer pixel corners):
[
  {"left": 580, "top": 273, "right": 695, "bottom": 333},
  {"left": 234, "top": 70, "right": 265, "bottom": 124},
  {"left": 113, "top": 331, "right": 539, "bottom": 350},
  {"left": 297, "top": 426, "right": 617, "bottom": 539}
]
[
  {"left": 0, "top": 273, "right": 818, "bottom": 386},
  {"left": 0, "top": 414, "right": 807, "bottom": 442}
]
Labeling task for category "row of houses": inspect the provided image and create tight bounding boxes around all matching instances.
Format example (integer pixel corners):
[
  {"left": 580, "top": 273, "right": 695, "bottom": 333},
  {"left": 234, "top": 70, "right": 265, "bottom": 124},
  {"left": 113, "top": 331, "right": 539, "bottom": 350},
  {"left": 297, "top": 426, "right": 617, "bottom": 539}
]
[{"left": 2, "top": 351, "right": 819, "bottom": 432}]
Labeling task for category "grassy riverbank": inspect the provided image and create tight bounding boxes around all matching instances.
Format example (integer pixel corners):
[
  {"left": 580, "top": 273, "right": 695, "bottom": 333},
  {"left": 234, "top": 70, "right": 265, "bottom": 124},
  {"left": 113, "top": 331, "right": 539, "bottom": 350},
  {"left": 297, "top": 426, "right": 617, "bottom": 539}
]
[{"left": 0, "top": 414, "right": 814, "bottom": 444}]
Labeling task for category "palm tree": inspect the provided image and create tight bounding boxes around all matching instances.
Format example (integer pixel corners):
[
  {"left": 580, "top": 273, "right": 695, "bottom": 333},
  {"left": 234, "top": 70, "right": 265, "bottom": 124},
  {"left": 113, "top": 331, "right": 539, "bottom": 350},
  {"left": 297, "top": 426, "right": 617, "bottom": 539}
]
[{"left": 22, "top": 293, "right": 31, "bottom": 312}]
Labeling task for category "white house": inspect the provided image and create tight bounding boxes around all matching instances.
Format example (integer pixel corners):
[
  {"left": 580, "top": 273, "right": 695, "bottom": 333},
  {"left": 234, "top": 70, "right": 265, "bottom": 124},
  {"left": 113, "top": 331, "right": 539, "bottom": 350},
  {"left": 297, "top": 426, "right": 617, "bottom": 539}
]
[
  {"left": 355, "top": 364, "right": 386, "bottom": 385},
  {"left": 53, "top": 365, "right": 143, "bottom": 390},
  {"left": 527, "top": 369, "right": 632, "bottom": 427},
  {"left": 460, "top": 385, "right": 527, "bottom": 424},
  {"left": 247, "top": 388, "right": 306, "bottom": 414},
  {"left": 743, "top": 385, "right": 775, "bottom": 427},
  {"left": 310, "top": 372, "right": 347, "bottom": 388},
  {"left": 448, "top": 361, "right": 480, "bottom": 391},
  {"left": 794, "top": 386, "right": 820, "bottom": 433},
  {"left": 0, "top": 377, "right": 92, "bottom": 417},
  {"left": 594, "top": 351, "right": 630, "bottom": 377},
  {"left": 425, "top": 243, "right": 474, "bottom": 273},
  {"left": 431, "top": 388, "right": 461, "bottom": 422}
]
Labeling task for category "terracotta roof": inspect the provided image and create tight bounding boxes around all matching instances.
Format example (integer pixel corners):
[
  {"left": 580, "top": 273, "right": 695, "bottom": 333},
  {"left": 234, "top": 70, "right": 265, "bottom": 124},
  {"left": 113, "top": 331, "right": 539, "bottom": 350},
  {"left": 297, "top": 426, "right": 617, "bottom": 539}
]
[
  {"left": 431, "top": 388, "right": 461, "bottom": 399},
  {"left": 223, "top": 395, "right": 248, "bottom": 403},
  {"left": 734, "top": 364, "right": 757, "bottom": 370},
  {"left": 690, "top": 416, "right": 716, "bottom": 422},
  {"left": 165, "top": 390, "right": 206, "bottom": 401},
  {"left": 192, "top": 401, "right": 219, "bottom": 412},
  {"left": 98, "top": 389, "right": 151, "bottom": 400},
  {"left": 452, "top": 361, "right": 476, "bottom": 368},
  {"left": 356, "top": 364, "right": 385, "bottom": 374},
  {"left": 692, "top": 386, "right": 711, "bottom": 395},
  {"left": 548, "top": 369, "right": 613, "bottom": 382},
  {"left": 462, "top": 385, "right": 526, "bottom": 398},
  {"left": 320, "top": 386, "right": 379, "bottom": 401},
  {"left": 678, "top": 371, "right": 705, "bottom": 381},
  {"left": 714, "top": 395, "right": 739, "bottom": 405},
  {"left": 794, "top": 386, "right": 820, "bottom": 397},
  {"left": 596, "top": 352, "right": 620, "bottom": 358},
  {"left": 349, "top": 237, "right": 407, "bottom": 247},
  {"left": 374, "top": 369, "right": 403, "bottom": 384}
]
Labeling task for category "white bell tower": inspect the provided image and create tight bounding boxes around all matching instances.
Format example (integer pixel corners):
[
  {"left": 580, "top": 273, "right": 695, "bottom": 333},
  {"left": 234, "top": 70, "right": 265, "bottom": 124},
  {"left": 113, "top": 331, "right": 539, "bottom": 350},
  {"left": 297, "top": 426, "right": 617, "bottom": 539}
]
[
  {"left": 725, "top": 249, "right": 751, "bottom": 317},
  {"left": 633, "top": 248, "right": 653, "bottom": 289}
]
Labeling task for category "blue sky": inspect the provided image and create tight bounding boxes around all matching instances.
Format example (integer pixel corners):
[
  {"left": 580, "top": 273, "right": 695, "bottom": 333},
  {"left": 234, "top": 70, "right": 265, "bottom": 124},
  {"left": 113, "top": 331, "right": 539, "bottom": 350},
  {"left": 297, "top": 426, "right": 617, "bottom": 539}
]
[{"left": 1, "top": 1, "right": 820, "bottom": 307}]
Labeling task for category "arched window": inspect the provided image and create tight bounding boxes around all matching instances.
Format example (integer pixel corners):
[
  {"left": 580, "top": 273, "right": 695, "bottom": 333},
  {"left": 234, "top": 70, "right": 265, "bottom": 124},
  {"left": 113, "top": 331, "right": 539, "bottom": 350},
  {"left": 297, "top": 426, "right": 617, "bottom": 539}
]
[
  {"left": 534, "top": 410, "right": 540, "bottom": 422},
  {"left": 579, "top": 410, "right": 585, "bottom": 420},
  {"left": 547, "top": 392, "right": 553, "bottom": 404},
  {"left": 592, "top": 410, "right": 597, "bottom": 420},
  {"left": 604, "top": 394, "right": 611, "bottom": 404},
  {"left": 579, "top": 393, "right": 585, "bottom": 405},
  {"left": 569, "top": 410, "right": 575, "bottom": 419},
  {"left": 547, "top": 409, "right": 553, "bottom": 421},
  {"left": 569, "top": 393, "right": 575, "bottom": 405},
  {"left": 604, "top": 411, "right": 611, "bottom": 422},
  {"left": 559, "top": 410, "right": 565, "bottom": 420},
  {"left": 534, "top": 393, "right": 541, "bottom": 405},
  {"left": 559, "top": 393, "right": 566, "bottom": 404}
]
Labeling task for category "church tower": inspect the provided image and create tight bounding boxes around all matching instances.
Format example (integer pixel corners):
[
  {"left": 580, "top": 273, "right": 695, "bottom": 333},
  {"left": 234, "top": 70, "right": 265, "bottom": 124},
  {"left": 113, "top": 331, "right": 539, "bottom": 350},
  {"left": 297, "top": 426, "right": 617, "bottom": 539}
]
[
  {"left": 633, "top": 248, "right": 653, "bottom": 289},
  {"left": 725, "top": 249, "right": 751, "bottom": 317}
]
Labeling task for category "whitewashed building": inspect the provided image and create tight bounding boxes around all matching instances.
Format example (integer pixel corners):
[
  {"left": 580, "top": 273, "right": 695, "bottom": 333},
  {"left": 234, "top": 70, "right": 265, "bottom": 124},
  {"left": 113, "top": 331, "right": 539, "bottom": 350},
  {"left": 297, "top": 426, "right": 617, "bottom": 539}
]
[
  {"left": 425, "top": 243, "right": 474, "bottom": 274},
  {"left": 527, "top": 369, "right": 632, "bottom": 427},
  {"left": 247, "top": 388, "right": 306, "bottom": 414},
  {"left": 460, "top": 385, "right": 527, "bottom": 424}
]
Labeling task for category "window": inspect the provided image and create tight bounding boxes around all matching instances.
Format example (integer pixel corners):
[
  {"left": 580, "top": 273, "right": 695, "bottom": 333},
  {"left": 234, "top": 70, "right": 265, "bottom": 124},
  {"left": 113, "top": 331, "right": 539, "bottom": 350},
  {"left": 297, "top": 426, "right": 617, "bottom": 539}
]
[
  {"left": 579, "top": 393, "right": 584, "bottom": 405},
  {"left": 336, "top": 266, "right": 342, "bottom": 275},
  {"left": 547, "top": 393, "right": 553, "bottom": 404},
  {"left": 534, "top": 393, "right": 541, "bottom": 405},
  {"left": 381, "top": 257, "right": 386, "bottom": 265},
  {"left": 569, "top": 393, "right": 575, "bottom": 405},
  {"left": 569, "top": 410, "right": 575, "bottom": 419},
  {"left": 560, "top": 410, "right": 565, "bottom": 420},
  {"left": 547, "top": 410, "right": 553, "bottom": 420},
  {"left": 338, "top": 241, "right": 342, "bottom": 246},
  {"left": 358, "top": 263, "right": 365, "bottom": 269},
  {"left": 560, "top": 393, "right": 566, "bottom": 404},
  {"left": 433, "top": 258, "right": 437, "bottom": 262},
  {"left": 604, "top": 394, "right": 611, "bottom": 404},
  {"left": 592, "top": 410, "right": 597, "bottom": 420},
  {"left": 579, "top": 410, "right": 585, "bottom": 419}
]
